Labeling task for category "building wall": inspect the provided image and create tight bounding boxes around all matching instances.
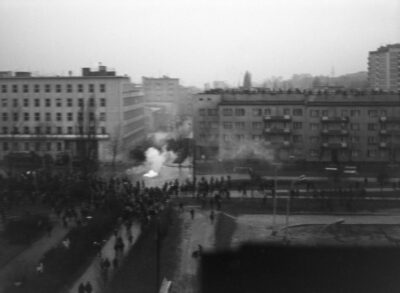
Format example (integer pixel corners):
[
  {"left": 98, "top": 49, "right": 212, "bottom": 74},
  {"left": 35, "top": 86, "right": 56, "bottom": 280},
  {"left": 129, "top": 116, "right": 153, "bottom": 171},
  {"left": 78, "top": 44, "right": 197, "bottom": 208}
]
[
  {"left": 0, "top": 70, "right": 145, "bottom": 162},
  {"left": 194, "top": 92, "right": 400, "bottom": 163}
]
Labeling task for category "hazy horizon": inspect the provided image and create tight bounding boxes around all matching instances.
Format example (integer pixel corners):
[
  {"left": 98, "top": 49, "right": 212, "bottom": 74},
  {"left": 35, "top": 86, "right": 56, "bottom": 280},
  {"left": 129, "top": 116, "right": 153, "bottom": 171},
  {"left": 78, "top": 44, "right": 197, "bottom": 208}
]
[{"left": 0, "top": 0, "right": 399, "bottom": 87}]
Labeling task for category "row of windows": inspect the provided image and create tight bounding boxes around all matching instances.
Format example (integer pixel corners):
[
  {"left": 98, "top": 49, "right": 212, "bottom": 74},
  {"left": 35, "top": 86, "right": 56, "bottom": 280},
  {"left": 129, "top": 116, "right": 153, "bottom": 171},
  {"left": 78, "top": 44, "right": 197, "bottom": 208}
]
[
  {"left": 308, "top": 149, "right": 389, "bottom": 158},
  {"left": 1, "top": 112, "right": 106, "bottom": 122},
  {"left": 202, "top": 108, "right": 392, "bottom": 118},
  {"left": 1, "top": 126, "right": 107, "bottom": 135},
  {"left": 1, "top": 97, "right": 106, "bottom": 108},
  {"left": 1, "top": 83, "right": 106, "bottom": 93},
  {"left": 2, "top": 141, "right": 64, "bottom": 152}
]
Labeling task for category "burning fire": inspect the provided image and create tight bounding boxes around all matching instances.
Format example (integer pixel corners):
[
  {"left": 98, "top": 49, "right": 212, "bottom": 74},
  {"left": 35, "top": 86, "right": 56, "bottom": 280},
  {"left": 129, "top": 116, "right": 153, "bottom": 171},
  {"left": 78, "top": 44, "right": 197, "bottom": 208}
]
[{"left": 143, "top": 170, "right": 158, "bottom": 178}]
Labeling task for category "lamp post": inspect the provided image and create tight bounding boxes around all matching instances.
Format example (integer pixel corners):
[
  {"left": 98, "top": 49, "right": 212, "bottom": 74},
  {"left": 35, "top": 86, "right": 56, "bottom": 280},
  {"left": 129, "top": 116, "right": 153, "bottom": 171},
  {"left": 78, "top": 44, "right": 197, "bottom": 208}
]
[{"left": 271, "top": 163, "right": 282, "bottom": 235}]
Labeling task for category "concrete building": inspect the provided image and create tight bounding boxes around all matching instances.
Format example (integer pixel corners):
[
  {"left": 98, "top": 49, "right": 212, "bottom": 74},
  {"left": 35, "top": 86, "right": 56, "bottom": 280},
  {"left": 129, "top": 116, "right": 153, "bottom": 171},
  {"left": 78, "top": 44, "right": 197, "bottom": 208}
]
[
  {"left": 142, "top": 76, "right": 193, "bottom": 132},
  {"left": 368, "top": 44, "right": 400, "bottom": 92},
  {"left": 0, "top": 65, "right": 146, "bottom": 163},
  {"left": 194, "top": 90, "right": 400, "bottom": 164}
]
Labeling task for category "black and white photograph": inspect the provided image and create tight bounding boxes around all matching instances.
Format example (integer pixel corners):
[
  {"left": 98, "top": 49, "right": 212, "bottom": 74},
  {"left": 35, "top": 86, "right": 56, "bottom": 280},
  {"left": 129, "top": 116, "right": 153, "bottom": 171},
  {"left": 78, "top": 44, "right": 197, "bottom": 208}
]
[{"left": 0, "top": 0, "right": 399, "bottom": 292}]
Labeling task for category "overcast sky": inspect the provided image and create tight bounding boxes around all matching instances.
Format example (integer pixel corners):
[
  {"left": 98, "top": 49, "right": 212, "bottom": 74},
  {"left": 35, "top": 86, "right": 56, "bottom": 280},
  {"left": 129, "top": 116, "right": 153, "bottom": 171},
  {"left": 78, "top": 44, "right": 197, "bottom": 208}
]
[{"left": 0, "top": 0, "right": 399, "bottom": 87}]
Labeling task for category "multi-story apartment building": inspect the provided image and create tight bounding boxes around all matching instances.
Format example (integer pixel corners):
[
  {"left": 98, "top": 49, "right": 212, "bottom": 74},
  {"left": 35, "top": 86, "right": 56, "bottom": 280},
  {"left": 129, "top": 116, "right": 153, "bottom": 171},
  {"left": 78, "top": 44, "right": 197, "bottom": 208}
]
[
  {"left": 142, "top": 76, "right": 193, "bottom": 132},
  {"left": 194, "top": 91, "right": 400, "bottom": 164},
  {"left": 0, "top": 66, "right": 146, "bottom": 163},
  {"left": 368, "top": 44, "right": 400, "bottom": 92}
]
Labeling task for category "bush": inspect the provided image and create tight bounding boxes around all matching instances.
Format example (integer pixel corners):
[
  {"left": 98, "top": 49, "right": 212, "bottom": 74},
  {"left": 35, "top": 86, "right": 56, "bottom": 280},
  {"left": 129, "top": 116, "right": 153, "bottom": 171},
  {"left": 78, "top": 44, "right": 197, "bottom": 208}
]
[{"left": 4, "top": 214, "right": 50, "bottom": 245}]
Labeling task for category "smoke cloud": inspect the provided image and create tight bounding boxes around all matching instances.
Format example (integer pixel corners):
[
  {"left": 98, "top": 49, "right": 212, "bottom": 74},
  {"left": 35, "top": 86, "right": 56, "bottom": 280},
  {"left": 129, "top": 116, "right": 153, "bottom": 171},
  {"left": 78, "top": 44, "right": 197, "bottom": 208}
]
[{"left": 220, "top": 139, "right": 275, "bottom": 162}]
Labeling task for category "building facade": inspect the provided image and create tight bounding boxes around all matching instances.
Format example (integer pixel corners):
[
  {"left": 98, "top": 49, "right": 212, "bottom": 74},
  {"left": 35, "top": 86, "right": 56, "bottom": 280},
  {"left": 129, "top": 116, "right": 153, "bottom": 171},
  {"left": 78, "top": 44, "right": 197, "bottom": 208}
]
[
  {"left": 368, "top": 44, "right": 400, "bottom": 92},
  {"left": 194, "top": 91, "right": 400, "bottom": 163},
  {"left": 0, "top": 66, "right": 146, "bottom": 163}
]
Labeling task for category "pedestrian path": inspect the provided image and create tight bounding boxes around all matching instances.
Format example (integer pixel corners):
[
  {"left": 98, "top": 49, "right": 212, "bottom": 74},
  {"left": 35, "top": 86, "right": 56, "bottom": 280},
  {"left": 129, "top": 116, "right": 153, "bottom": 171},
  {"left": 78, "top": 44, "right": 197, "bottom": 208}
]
[
  {"left": 68, "top": 221, "right": 141, "bottom": 293},
  {"left": 0, "top": 216, "right": 69, "bottom": 293}
]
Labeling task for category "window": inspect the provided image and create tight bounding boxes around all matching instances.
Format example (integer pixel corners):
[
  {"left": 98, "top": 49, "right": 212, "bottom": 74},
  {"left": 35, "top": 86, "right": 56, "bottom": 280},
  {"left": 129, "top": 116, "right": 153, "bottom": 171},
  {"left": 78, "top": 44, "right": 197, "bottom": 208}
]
[
  {"left": 223, "top": 122, "right": 233, "bottom": 129},
  {"left": 252, "top": 109, "right": 262, "bottom": 116},
  {"left": 67, "top": 112, "right": 73, "bottom": 121},
  {"left": 235, "top": 122, "right": 245, "bottom": 129},
  {"left": 367, "top": 136, "right": 377, "bottom": 144},
  {"left": 100, "top": 84, "right": 106, "bottom": 93},
  {"left": 67, "top": 98, "right": 73, "bottom": 107},
  {"left": 89, "top": 98, "right": 95, "bottom": 107},
  {"left": 2, "top": 113, "right": 8, "bottom": 121},
  {"left": 293, "top": 135, "right": 303, "bottom": 143},
  {"left": 368, "top": 123, "right": 377, "bottom": 131},
  {"left": 367, "top": 149, "right": 377, "bottom": 158},
  {"left": 56, "top": 98, "right": 62, "bottom": 107},
  {"left": 45, "top": 84, "right": 51, "bottom": 92},
  {"left": 1, "top": 98, "right": 7, "bottom": 107},
  {"left": 23, "top": 84, "right": 29, "bottom": 93},
  {"left": 13, "top": 99, "right": 18, "bottom": 107},
  {"left": 293, "top": 122, "right": 302, "bottom": 129},
  {"left": 99, "top": 112, "right": 106, "bottom": 121},
  {"left": 78, "top": 126, "right": 84, "bottom": 134},
  {"left": 1, "top": 85, "right": 7, "bottom": 93},
  {"left": 78, "top": 84, "right": 83, "bottom": 92},
  {"left": 45, "top": 112, "right": 51, "bottom": 121},
  {"left": 13, "top": 113, "right": 19, "bottom": 121},
  {"left": 100, "top": 98, "right": 106, "bottom": 107},
  {"left": 34, "top": 84, "right": 40, "bottom": 93},
  {"left": 252, "top": 122, "right": 263, "bottom": 129},
  {"left": 34, "top": 99, "right": 40, "bottom": 107},
  {"left": 310, "top": 136, "right": 319, "bottom": 143},
  {"left": 208, "top": 109, "right": 218, "bottom": 116},
  {"left": 35, "top": 127, "right": 41, "bottom": 134},
  {"left": 56, "top": 84, "right": 61, "bottom": 93},
  {"left": 293, "top": 108, "right": 303, "bottom": 116},
  {"left": 57, "top": 127, "right": 62, "bottom": 134},
  {"left": 2, "top": 127, "right": 8, "bottom": 134},
  {"left": 45, "top": 99, "right": 51, "bottom": 107},
  {"left": 89, "top": 126, "right": 95, "bottom": 134},
  {"left": 23, "top": 99, "right": 29, "bottom": 107},
  {"left": 368, "top": 110, "right": 378, "bottom": 118},
  {"left": 235, "top": 108, "right": 245, "bottom": 116},
  {"left": 351, "top": 123, "right": 360, "bottom": 130},
  {"left": 78, "top": 98, "right": 84, "bottom": 107},
  {"left": 310, "top": 149, "right": 319, "bottom": 157},
  {"left": 67, "top": 126, "right": 73, "bottom": 134},
  {"left": 57, "top": 142, "right": 62, "bottom": 151},
  {"left": 350, "top": 110, "right": 360, "bottom": 117},
  {"left": 380, "top": 109, "right": 387, "bottom": 116},
  {"left": 24, "top": 127, "right": 30, "bottom": 134},
  {"left": 252, "top": 135, "right": 261, "bottom": 141},
  {"left": 78, "top": 112, "right": 83, "bottom": 121},
  {"left": 223, "top": 108, "right": 233, "bottom": 116},
  {"left": 310, "top": 110, "right": 319, "bottom": 117},
  {"left": 12, "top": 127, "right": 19, "bottom": 134},
  {"left": 12, "top": 142, "right": 19, "bottom": 151},
  {"left": 264, "top": 108, "right": 271, "bottom": 115},
  {"left": 310, "top": 123, "right": 319, "bottom": 131},
  {"left": 46, "top": 127, "right": 51, "bottom": 134},
  {"left": 3, "top": 142, "right": 9, "bottom": 151},
  {"left": 283, "top": 108, "right": 290, "bottom": 115},
  {"left": 351, "top": 136, "right": 360, "bottom": 143},
  {"left": 34, "top": 112, "right": 40, "bottom": 121},
  {"left": 199, "top": 109, "right": 206, "bottom": 116},
  {"left": 67, "top": 84, "right": 72, "bottom": 93},
  {"left": 46, "top": 142, "right": 52, "bottom": 151},
  {"left": 56, "top": 113, "right": 62, "bottom": 121},
  {"left": 101, "top": 127, "right": 106, "bottom": 134},
  {"left": 12, "top": 84, "right": 18, "bottom": 93},
  {"left": 89, "top": 112, "right": 95, "bottom": 121},
  {"left": 24, "top": 112, "right": 30, "bottom": 121},
  {"left": 89, "top": 84, "right": 95, "bottom": 93}
]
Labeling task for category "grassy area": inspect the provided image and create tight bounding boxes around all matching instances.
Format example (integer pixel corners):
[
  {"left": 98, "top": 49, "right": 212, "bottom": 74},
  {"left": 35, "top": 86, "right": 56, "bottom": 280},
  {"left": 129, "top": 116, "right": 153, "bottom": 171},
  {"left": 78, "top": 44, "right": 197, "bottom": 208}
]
[{"left": 105, "top": 205, "right": 183, "bottom": 293}]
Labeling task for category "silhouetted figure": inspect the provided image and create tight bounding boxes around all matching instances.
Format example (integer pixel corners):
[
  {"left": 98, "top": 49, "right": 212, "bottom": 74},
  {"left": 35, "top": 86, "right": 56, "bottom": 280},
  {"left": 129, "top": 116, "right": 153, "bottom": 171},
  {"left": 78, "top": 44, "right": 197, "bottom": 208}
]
[
  {"left": 210, "top": 211, "right": 215, "bottom": 223},
  {"left": 190, "top": 209, "right": 195, "bottom": 220},
  {"left": 78, "top": 283, "right": 85, "bottom": 293},
  {"left": 84, "top": 281, "right": 93, "bottom": 293}
]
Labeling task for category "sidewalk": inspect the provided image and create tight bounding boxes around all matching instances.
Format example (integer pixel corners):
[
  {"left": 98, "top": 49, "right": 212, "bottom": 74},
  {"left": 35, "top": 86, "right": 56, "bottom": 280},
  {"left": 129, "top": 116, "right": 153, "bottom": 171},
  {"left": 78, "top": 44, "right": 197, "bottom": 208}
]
[
  {"left": 0, "top": 216, "right": 69, "bottom": 293},
  {"left": 67, "top": 221, "right": 141, "bottom": 293}
]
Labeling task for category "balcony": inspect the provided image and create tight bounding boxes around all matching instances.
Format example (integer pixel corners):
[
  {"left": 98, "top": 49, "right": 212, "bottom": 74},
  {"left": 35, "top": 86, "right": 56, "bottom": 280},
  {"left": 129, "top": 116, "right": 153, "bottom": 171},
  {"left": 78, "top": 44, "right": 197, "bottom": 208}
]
[
  {"left": 321, "top": 116, "right": 349, "bottom": 123},
  {"left": 380, "top": 117, "right": 400, "bottom": 124},
  {"left": 321, "top": 129, "right": 349, "bottom": 136},
  {"left": 379, "top": 129, "right": 400, "bottom": 136},
  {"left": 321, "top": 142, "right": 348, "bottom": 149},
  {"left": 264, "top": 127, "right": 291, "bottom": 135},
  {"left": 264, "top": 115, "right": 291, "bottom": 121}
]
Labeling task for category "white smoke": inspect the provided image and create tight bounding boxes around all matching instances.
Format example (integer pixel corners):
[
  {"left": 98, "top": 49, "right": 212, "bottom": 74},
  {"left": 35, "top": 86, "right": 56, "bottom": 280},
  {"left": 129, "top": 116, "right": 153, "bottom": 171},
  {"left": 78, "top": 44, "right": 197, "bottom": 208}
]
[{"left": 127, "top": 146, "right": 177, "bottom": 175}]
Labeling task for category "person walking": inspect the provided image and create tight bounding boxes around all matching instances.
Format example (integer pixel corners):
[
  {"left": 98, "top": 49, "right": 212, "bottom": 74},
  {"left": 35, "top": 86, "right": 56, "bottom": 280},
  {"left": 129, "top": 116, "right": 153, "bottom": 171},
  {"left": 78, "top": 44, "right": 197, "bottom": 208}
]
[
  {"left": 78, "top": 283, "right": 85, "bottom": 293},
  {"left": 84, "top": 281, "right": 93, "bottom": 293}
]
